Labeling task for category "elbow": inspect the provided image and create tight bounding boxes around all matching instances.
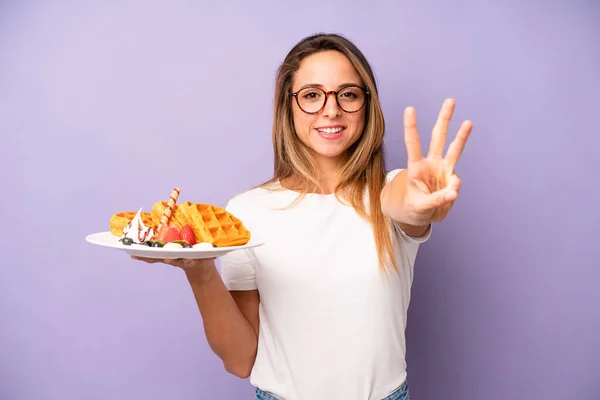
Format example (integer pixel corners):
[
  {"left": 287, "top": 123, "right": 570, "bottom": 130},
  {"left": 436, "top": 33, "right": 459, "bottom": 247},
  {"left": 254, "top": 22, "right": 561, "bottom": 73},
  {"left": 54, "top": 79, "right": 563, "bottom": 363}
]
[{"left": 224, "top": 359, "right": 254, "bottom": 379}]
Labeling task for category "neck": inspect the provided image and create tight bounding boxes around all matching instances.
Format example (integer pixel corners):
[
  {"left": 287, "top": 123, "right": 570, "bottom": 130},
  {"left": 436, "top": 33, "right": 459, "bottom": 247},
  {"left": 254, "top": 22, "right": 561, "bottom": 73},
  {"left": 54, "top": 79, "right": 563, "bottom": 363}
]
[
  {"left": 280, "top": 154, "right": 343, "bottom": 195},
  {"left": 313, "top": 156, "right": 340, "bottom": 194}
]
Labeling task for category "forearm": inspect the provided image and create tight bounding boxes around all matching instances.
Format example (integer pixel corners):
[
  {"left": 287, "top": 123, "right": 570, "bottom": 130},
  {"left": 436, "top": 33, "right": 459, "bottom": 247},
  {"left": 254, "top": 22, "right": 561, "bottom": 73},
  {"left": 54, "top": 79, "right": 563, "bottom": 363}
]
[
  {"left": 381, "top": 169, "right": 430, "bottom": 237},
  {"left": 184, "top": 265, "right": 257, "bottom": 376}
]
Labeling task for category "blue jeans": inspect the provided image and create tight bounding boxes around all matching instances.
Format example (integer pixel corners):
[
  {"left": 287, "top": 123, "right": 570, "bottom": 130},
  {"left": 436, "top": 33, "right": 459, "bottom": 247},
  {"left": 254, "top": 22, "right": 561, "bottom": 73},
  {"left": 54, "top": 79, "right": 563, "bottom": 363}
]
[{"left": 254, "top": 380, "right": 410, "bottom": 400}]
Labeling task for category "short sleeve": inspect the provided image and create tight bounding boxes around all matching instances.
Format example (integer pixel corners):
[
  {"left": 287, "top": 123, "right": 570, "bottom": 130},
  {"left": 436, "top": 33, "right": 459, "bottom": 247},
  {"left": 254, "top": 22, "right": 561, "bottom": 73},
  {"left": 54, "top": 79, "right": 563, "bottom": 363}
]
[
  {"left": 394, "top": 221, "right": 432, "bottom": 244},
  {"left": 386, "top": 168, "right": 433, "bottom": 245},
  {"left": 218, "top": 196, "right": 258, "bottom": 291}
]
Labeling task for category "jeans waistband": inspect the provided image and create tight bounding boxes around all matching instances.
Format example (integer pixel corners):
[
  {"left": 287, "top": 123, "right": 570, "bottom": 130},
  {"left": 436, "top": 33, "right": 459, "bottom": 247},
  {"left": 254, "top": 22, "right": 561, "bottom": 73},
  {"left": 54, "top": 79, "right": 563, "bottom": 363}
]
[{"left": 254, "top": 379, "right": 409, "bottom": 400}]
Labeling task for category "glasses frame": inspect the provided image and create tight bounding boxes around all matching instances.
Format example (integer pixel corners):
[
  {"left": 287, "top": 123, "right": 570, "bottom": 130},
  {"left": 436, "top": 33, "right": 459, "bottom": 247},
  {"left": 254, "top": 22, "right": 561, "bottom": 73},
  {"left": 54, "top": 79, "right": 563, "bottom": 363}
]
[{"left": 290, "top": 85, "right": 370, "bottom": 114}]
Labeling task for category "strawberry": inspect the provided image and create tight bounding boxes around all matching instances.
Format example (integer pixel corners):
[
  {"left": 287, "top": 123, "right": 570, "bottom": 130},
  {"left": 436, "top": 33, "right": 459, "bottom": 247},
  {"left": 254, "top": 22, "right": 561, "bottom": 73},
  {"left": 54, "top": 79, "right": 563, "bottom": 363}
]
[
  {"left": 179, "top": 224, "right": 196, "bottom": 245},
  {"left": 163, "top": 227, "right": 182, "bottom": 243}
]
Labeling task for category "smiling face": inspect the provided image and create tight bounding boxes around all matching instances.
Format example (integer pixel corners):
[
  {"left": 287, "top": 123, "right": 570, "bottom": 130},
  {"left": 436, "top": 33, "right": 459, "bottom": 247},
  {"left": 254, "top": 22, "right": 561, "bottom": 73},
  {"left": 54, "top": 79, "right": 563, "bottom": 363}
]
[{"left": 290, "top": 50, "right": 367, "bottom": 169}]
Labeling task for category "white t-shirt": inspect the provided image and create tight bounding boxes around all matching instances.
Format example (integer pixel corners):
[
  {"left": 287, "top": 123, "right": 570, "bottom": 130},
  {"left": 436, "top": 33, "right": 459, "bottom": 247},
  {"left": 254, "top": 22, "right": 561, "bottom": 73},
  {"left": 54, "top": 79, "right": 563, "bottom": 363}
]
[{"left": 218, "top": 169, "right": 431, "bottom": 400}]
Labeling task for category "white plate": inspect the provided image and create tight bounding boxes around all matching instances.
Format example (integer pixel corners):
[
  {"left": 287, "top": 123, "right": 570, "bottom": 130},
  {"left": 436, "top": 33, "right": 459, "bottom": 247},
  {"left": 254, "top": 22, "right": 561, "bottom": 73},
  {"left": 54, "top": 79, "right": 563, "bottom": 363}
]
[{"left": 85, "top": 231, "right": 264, "bottom": 259}]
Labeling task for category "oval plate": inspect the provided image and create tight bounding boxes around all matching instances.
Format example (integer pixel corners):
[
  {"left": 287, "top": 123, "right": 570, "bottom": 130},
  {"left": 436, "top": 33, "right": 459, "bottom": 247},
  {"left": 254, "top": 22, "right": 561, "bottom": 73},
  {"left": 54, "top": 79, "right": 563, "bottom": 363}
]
[{"left": 85, "top": 231, "right": 264, "bottom": 259}]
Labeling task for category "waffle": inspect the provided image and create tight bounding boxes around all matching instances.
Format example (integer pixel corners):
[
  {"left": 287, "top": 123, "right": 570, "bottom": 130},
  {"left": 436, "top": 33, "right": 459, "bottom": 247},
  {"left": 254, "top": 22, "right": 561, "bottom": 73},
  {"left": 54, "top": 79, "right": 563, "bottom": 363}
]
[
  {"left": 178, "top": 202, "right": 251, "bottom": 247},
  {"left": 110, "top": 201, "right": 251, "bottom": 247},
  {"left": 109, "top": 211, "right": 154, "bottom": 236},
  {"left": 150, "top": 201, "right": 189, "bottom": 230}
]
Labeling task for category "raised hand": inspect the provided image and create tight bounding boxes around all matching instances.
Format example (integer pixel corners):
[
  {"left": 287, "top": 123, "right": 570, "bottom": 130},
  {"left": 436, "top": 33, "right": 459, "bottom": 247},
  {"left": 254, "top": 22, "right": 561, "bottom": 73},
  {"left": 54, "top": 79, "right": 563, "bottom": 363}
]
[
  {"left": 131, "top": 255, "right": 217, "bottom": 277},
  {"left": 401, "top": 98, "right": 472, "bottom": 226}
]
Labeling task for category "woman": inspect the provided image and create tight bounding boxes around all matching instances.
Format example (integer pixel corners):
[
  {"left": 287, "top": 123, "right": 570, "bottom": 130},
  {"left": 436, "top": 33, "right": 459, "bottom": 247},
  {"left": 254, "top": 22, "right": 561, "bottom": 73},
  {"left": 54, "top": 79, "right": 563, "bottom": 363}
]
[{"left": 134, "top": 33, "right": 472, "bottom": 400}]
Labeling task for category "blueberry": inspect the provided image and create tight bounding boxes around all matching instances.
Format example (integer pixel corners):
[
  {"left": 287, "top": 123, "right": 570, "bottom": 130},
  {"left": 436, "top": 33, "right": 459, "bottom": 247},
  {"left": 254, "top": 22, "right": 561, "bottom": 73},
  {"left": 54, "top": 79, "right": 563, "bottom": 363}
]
[
  {"left": 183, "top": 243, "right": 192, "bottom": 248},
  {"left": 152, "top": 242, "right": 163, "bottom": 248},
  {"left": 122, "top": 237, "right": 133, "bottom": 246}
]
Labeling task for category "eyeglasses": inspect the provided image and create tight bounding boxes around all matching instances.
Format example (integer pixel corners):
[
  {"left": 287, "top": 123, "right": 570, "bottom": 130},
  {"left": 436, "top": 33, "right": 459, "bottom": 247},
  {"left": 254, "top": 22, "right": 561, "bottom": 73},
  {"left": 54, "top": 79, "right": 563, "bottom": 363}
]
[{"left": 290, "top": 85, "right": 370, "bottom": 114}]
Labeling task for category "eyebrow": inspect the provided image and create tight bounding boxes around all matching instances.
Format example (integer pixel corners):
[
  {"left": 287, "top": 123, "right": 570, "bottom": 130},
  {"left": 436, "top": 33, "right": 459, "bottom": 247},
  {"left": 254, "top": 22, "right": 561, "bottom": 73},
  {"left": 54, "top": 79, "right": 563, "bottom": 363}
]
[{"left": 297, "top": 82, "right": 363, "bottom": 91}]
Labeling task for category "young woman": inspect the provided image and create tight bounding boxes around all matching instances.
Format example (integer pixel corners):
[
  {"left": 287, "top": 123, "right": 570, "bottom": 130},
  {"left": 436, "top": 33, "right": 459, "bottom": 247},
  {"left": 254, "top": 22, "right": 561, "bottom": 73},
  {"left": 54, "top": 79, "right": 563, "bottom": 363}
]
[{"left": 134, "top": 33, "right": 472, "bottom": 400}]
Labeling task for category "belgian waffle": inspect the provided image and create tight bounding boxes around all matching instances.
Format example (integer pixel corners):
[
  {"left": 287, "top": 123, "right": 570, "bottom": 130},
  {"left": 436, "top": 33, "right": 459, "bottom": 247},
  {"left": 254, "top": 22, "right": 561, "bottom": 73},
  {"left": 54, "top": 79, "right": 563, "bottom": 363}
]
[{"left": 178, "top": 202, "right": 251, "bottom": 247}]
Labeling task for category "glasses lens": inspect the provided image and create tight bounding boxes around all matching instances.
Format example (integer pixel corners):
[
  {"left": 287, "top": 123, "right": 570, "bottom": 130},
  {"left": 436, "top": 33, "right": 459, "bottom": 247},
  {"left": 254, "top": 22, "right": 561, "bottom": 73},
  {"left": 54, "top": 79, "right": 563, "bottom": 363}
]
[
  {"left": 297, "top": 88, "right": 326, "bottom": 113},
  {"left": 337, "top": 87, "right": 366, "bottom": 112}
]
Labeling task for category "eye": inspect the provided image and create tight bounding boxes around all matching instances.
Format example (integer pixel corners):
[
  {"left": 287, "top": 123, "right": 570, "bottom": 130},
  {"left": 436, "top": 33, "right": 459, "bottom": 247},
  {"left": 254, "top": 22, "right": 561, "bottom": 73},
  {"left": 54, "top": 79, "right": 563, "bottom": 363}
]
[
  {"left": 339, "top": 87, "right": 362, "bottom": 101},
  {"left": 302, "top": 90, "right": 321, "bottom": 99}
]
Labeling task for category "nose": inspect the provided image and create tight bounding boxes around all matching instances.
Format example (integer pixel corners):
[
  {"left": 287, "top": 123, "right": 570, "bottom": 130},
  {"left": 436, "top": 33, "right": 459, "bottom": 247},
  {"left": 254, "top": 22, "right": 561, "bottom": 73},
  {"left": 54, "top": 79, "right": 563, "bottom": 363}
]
[{"left": 322, "top": 92, "right": 342, "bottom": 118}]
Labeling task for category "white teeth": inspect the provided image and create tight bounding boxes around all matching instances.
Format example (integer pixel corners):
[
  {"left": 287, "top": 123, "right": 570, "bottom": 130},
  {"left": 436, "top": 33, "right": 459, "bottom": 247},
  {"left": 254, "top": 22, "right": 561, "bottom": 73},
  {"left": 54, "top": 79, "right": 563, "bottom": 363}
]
[{"left": 317, "top": 127, "right": 343, "bottom": 134}]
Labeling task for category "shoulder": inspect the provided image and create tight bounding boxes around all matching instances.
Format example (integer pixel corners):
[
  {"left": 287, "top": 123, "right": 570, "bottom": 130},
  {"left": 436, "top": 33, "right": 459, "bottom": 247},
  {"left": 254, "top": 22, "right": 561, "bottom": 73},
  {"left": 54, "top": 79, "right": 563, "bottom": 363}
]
[
  {"left": 385, "top": 168, "right": 405, "bottom": 183},
  {"left": 223, "top": 188, "right": 262, "bottom": 217},
  {"left": 223, "top": 181, "right": 287, "bottom": 217},
  {"left": 222, "top": 183, "right": 292, "bottom": 240}
]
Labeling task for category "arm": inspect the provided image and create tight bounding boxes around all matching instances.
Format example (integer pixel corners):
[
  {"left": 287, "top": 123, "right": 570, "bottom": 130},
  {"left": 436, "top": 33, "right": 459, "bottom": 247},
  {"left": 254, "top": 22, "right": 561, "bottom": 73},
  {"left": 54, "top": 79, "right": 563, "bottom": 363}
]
[
  {"left": 380, "top": 169, "right": 431, "bottom": 237},
  {"left": 183, "top": 261, "right": 259, "bottom": 378},
  {"left": 381, "top": 99, "right": 473, "bottom": 236}
]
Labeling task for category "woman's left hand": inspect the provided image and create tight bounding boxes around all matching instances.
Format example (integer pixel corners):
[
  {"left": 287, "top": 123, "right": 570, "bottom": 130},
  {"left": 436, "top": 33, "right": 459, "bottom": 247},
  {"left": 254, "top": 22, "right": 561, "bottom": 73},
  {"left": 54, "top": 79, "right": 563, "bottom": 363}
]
[{"left": 399, "top": 98, "right": 473, "bottom": 226}]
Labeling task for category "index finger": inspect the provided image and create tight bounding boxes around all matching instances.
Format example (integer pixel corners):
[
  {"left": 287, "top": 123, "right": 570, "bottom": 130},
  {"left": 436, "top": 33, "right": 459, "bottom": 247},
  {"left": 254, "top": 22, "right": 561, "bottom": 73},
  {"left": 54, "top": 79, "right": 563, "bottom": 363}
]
[{"left": 404, "top": 106, "right": 423, "bottom": 164}]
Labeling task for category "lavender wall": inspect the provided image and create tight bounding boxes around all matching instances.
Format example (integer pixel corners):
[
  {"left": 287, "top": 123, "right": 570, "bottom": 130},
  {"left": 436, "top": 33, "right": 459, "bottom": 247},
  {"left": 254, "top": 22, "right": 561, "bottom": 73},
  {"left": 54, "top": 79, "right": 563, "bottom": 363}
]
[{"left": 1, "top": 1, "right": 598, "bottom": 399}]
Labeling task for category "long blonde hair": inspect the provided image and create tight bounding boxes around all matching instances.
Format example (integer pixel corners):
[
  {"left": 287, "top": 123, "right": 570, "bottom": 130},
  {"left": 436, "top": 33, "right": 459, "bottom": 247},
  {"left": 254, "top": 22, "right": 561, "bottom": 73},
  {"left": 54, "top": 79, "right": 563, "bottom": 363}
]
[{"left": 262, "top": 33, "right": 400, "bottom": 273}]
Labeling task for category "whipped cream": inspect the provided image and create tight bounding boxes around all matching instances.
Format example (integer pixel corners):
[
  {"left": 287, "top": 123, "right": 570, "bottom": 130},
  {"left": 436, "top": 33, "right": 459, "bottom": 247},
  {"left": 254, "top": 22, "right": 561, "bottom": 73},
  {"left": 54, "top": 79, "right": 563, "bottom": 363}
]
[{"left": 121, "top": 208, "right": 154, "bottom": 243}]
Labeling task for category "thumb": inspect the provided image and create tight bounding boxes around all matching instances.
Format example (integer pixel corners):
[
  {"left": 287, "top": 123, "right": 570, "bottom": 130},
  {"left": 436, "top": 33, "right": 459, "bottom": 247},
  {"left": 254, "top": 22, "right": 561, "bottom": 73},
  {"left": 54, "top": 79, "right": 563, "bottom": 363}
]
[{"left": 413, "top": 187, "right": 457, "bottom": 212}]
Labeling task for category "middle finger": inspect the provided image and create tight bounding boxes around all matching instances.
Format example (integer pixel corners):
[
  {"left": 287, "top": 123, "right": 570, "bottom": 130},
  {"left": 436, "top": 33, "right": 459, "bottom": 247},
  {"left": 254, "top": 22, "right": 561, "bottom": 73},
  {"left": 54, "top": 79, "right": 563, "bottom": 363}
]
[
  {"left": 428, "top": 98, "right": 456, "bottom": 159},
  {"left": 163, "top": 258, "right": 184, "bottom": 267}
]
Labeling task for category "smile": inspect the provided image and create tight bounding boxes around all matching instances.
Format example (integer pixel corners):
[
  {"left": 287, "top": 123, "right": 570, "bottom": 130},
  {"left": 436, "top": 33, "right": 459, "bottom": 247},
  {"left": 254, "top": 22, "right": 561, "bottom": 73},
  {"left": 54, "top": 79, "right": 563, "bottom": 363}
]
[
  {"left": 316, "top": 127, "right": 344, "bottom": 134},
  {"left": 315, "top": 126, "right": 345, "bottom": 140}
]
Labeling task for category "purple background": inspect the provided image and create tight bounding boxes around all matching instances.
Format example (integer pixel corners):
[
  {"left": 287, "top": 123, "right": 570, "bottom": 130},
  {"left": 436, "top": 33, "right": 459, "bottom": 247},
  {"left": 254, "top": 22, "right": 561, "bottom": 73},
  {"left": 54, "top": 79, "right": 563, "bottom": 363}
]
[{"left": 1, "top": 1, "right": 599, "bottom": 399}]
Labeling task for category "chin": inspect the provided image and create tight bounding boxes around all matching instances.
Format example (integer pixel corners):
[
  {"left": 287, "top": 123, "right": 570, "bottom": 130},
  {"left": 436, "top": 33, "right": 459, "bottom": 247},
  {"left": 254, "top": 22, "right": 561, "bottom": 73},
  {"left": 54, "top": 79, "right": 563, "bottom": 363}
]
[
  {"left": 310, "top": 146, "right": 348, "bottom": 160},
  {"left": 298, "top": 130, "right": 360, "bottom": 163}
]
